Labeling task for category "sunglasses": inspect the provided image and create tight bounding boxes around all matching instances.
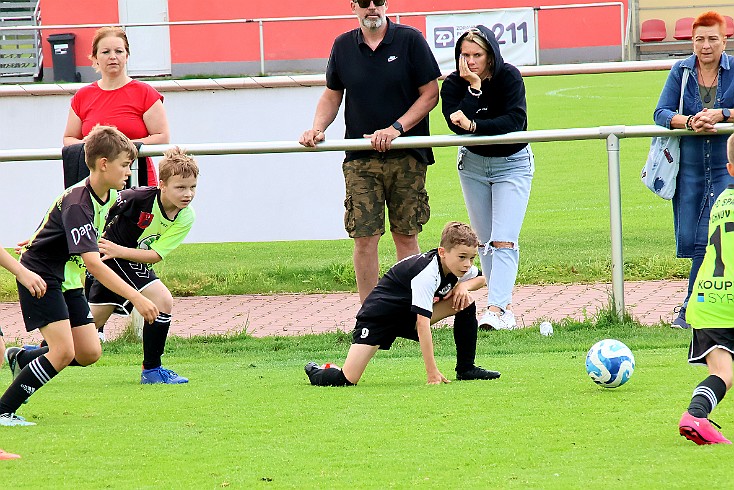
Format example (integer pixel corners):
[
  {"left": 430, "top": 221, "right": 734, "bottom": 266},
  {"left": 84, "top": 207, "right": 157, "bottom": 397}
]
[{"left": 355, "top": 0, "right": 386, "bottom": 8}]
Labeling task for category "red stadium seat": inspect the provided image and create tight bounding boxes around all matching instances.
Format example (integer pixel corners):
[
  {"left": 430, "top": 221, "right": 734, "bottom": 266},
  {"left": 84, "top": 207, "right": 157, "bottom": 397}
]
[
  {"left": 640, "top": 19, "right": 667, "bottom": 42},
  {"left": 673, "top": 17, "right": 694, "bottom": 40},
  {"left": 725, "top": 15, "right": 734, "bottom": 38}
]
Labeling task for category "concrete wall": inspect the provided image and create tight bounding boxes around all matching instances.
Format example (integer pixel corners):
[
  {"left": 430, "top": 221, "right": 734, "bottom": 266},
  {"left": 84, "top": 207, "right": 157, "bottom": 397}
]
[{"left": 0, "top": 79, "right": 348, "bottom": 244}]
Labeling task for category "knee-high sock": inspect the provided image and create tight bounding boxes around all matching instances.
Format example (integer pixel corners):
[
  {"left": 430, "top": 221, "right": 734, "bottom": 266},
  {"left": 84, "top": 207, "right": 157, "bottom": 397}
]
[
  {"left": 453, "top": 302, "right": 478, "bottom": 373},
  {"left": 0, "top": 355, "right": 58, "bottom": 414},
  {"left": 16, "top": 346, "right": 49, "bottom": 370},
  {"left": 688, "top": 374, "right": 727, "bottom": 418},
  {"left": 142, "top": 312, "right": 171, "bottom": 370}
]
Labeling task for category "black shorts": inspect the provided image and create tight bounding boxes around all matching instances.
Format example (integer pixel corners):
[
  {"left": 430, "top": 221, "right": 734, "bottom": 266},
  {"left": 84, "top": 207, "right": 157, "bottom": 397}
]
[
  {"left": 688, "top": 328, "right": 734, "bottom": 366},
  {"left": 18, "top": 282, "right": 93, "bottom": 332},
  {"left": 352, "top": 313, "right": 420, "bottom": 350},
  {"left": 87, "top": 258, "right": 159, "bottom": 316}
]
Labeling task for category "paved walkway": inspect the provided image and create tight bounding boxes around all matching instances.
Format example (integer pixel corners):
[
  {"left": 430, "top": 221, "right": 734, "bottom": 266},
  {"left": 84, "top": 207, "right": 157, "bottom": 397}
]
[{"left": 0, "top": 280, "right": 686, "bottom": 344}]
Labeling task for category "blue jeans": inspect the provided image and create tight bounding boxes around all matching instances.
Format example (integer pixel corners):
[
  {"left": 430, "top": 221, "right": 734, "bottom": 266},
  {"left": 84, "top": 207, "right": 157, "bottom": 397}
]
[{"left": 457, "top": 145, "right": 534, "bottom": 310}]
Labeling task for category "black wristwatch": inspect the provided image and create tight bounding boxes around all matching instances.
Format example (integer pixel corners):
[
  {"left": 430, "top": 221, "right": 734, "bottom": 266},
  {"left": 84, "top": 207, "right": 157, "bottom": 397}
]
[
  {"left": 723, "top": 108, "right": 731, "bottom": 122},
  {"left": 392, "top": 121, "right": 405, "bottom": 135}
]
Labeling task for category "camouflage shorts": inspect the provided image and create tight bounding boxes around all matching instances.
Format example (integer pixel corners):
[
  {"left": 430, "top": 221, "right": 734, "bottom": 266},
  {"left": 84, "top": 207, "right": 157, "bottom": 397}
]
[{"left": 342, "top": 151, "right": 430, "bottom": 238}]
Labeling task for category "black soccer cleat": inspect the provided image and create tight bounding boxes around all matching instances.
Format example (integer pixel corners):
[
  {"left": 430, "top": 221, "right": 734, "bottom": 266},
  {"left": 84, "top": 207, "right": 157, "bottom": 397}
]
[
  {"left": 304, "top": 362, "right": 321, "bottom": 383},
  {"left": 456, "top": 365, "right": 501, "bottom": 381}
]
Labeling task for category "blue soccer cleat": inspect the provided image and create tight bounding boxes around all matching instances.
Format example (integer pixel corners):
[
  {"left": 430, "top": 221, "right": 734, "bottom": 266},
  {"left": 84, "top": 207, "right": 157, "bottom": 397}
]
[{"left": 140, "top": 366, "right": 189, "bottom": 385}]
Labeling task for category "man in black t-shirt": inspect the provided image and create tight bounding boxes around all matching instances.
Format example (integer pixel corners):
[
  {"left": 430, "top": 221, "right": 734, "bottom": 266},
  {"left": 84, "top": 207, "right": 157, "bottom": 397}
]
[
  {"left": 299, "top": 0, "right": 441, "bottom": 304},
  {"left": 305, "top": 222, "right": 501, "bottom": 386}
]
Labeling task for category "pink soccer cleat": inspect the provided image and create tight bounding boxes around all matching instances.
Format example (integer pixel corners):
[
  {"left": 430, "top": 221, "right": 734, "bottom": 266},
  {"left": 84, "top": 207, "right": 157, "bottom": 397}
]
[{"left": 679, "top": 411, "right": 732, "bottom": 445}]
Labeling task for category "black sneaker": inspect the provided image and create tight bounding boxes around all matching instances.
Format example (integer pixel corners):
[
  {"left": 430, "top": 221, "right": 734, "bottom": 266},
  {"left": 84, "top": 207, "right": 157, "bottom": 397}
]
[
  {"left": 456, "top": 366, "right": 501, "bottom": 381},
  {"left": 4, "top": 347, "right": 22, "bottom": 381},
  {"left": 304, "top": 362, "right": 321, "bottom": 382}
]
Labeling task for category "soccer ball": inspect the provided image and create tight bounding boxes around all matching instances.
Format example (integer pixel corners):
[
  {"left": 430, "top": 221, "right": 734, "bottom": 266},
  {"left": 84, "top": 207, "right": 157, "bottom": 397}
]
[{"left": 585, "top": 339, "right": 635, "bottom": 388}]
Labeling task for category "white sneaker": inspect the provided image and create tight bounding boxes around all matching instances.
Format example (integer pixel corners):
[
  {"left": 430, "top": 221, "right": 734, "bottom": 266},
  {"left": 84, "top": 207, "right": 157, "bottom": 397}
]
[
  {"left": 500, "top": 310, "right": 517, "bottom": 329},
  {"left": 0, "top": 413, "right": 35, "bottom": 426},
  {"left": 479, "top": 310, "right": 504, "bottom": 330},
  {"left": 97, "top": 331, "right": 106, "bottom": 343}
]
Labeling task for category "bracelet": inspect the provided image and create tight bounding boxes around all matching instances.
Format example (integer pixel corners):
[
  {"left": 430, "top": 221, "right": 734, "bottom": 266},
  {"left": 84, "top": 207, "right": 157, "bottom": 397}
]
[
  {"left": 469, "top": 120, "right": 476, "bottom": 133},
  {"left": 468, "top": 86, "right": 482, "bottom": 97},
  {"left": 685, "top": 115, "right": 693, "bottom": 131}
]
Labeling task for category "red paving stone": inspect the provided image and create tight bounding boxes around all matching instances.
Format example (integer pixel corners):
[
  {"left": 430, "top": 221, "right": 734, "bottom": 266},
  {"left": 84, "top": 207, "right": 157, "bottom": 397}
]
[{"left": 0, "top": 280, "right": 687, "bottom": 343}]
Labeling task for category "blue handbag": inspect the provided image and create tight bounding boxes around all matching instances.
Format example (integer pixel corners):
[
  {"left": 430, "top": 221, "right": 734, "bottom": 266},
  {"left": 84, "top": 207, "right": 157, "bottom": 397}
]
[{"left": 642, "top": 68, "right": 690, "bottom": 200}]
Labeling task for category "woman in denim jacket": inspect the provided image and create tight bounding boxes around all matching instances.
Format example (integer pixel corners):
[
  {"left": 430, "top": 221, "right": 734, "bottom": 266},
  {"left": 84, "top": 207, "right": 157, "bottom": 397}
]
[
  {"left": 441, "top": 25, "right": 533, "bottom": 331},
  {"left": 654, "top": 11, "right": 734, "bottom": 329}
]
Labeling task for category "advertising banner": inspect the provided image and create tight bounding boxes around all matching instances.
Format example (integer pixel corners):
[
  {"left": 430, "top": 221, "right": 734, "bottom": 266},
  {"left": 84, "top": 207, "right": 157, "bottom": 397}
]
[{"left": 426, "top": 9, "right": 537, "bottom": 72}]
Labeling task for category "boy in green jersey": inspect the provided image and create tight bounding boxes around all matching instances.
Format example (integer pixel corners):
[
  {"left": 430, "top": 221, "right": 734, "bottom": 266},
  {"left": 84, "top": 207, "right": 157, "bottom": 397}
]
[
  {"left": 87, "top": 147, "right": 198, "bottom": 384},
  {"left": 0, "top": 126, "right": 158, "bottom": 426},
  {"left": 679, "top": 133, "right": 734, "bottom": 445}
]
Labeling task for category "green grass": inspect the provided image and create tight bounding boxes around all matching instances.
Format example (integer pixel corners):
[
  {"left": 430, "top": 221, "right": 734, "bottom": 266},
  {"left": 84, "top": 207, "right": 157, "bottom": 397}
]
[
  {"left": 0, "top": 319, "right": 723, "bottom": 488},
  {"left": 0, "top": 71, "right": 687, "bottom": 300}
]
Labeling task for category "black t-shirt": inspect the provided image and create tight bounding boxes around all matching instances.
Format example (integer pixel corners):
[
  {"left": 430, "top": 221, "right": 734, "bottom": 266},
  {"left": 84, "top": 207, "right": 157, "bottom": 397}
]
[
  {"left": 20, "top": 179, "right": 109, "bottom": 285},
  {"left": 357, "top": 248, "right": 480, "bottom": 321},
  {"left": 326, "top": 20, "right": 441, "bottom": 164}
]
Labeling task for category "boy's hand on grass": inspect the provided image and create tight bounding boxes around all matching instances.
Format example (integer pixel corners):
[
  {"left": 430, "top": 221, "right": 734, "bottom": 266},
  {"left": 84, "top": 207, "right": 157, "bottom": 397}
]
[
  {"left": 427, "top": 370, "right": 450, "bottom": 385},
  {"left": 133, "top": 295, "right": 159, "bottom": 323}
]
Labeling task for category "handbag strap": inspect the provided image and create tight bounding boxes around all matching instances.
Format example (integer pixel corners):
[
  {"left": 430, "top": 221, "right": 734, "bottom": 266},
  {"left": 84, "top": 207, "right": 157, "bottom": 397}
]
[{"left": 679, "top": 68, "right": 690, "bottom": 114}]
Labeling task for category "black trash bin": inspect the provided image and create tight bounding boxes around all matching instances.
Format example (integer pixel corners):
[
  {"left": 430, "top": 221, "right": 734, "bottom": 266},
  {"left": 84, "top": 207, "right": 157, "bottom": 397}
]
[{"left": 47, "top": 33, "right": 81, "bottom": 82}]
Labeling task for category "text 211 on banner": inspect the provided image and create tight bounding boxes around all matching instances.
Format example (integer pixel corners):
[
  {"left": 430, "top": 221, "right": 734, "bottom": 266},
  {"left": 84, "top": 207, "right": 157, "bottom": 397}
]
[{"left": 425, "top": 9, "right": 537, "bottom": 72}]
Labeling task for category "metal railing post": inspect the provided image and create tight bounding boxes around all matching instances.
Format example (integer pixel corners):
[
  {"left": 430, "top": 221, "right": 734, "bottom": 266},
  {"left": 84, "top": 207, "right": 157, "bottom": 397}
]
[
  {"left": 605, "top": 130, "right": 625, "bottom": 318},
  {"left": 259, "top": 20, "right": 265, "bottom": 76}
]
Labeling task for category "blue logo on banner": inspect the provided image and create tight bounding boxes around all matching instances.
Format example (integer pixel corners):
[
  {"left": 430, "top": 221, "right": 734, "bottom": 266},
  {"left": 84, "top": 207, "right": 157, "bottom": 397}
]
[{"left": 434, "top": 27, "right": 454, "bottom": 48}]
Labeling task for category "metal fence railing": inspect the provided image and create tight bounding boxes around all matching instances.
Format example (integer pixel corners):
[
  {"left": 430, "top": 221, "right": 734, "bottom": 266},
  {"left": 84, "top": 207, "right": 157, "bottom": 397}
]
[
  {"left": 0, "top": 3, "right": 627, "bottom": 76},
  {"left": 2, "top": 123, "right": 732, "bottom": 319}
]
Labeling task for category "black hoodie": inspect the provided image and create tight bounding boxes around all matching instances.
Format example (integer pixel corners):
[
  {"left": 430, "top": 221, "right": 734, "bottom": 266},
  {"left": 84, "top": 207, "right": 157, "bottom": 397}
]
[{"left": 440, "top": 25, "right": 528, "bottom": 157}]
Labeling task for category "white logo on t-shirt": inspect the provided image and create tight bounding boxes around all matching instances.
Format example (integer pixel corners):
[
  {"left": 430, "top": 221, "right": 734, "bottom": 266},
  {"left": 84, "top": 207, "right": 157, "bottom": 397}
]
[
  {"left": 387, "top": 55, "right": 398, "bottom": 62},
  {"left": 70, "top": 223, "right": 94, "bottom": 245}
]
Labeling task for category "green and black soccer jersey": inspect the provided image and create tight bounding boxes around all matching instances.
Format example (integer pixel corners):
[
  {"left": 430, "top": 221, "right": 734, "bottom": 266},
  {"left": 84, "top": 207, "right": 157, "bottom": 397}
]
[
  {"left": 20, "top": 179, "right": 116, "bottom": 287},
  {"left": 688, "top": 185, "right": 734, "bottom": 329},
  {"left": 103, "top": 186, "right": 194, "bottom": 261}
]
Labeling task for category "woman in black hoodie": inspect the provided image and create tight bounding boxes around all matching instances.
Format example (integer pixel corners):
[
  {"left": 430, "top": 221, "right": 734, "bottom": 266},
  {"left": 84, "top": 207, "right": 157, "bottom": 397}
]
[{"left": 441, "top": 25, "right": 534, "bottom": 331}]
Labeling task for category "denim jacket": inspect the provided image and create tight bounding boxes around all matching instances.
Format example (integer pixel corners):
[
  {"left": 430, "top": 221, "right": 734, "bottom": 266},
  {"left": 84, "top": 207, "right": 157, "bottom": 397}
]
[{"left": 653, "top": 53, "right": 734, "bottom": 257}]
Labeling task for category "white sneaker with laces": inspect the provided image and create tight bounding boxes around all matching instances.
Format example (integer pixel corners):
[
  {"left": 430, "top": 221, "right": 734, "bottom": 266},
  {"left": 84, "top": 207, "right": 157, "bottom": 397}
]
[
  {"left": 500, "top": 310, "right": 517, "bottom": 330},
  {"left": 479, "top": 310, "right": 504, "bottom": 330}
]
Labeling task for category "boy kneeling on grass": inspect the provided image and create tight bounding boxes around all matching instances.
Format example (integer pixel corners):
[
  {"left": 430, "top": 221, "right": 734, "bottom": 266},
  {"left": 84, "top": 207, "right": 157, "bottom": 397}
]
[
  {"left": 87, "top": 147, "right": 198, "bottom": 385},
  {"left": 306, "top": 221, "right": 501, "bottom": 386},
  {"left": 678, "top": 133, "right": 734, "bottom": 445},
  {"left": 1, "top": 126, "right": 159, "bottom": 427}
]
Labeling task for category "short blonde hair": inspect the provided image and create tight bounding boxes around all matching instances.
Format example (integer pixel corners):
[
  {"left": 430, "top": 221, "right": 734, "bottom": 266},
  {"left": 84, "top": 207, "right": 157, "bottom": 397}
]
[
  {"left": 158, "top": 147, "right": 199, "bottom": 183},
  {"left": 440, "top": 221, "right": 479, "bottom": 250},
  {"left": 84, "top": 125, "right": 137, "bottom": 170}
]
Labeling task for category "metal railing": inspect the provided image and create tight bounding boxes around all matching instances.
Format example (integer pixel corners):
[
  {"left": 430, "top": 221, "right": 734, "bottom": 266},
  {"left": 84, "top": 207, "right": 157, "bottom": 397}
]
[
  {"left": 2, "top": 123, "right": 732, "bottom": 319},
  {"left": 0, "top": 3, "right": 627, "bottom": 75}
]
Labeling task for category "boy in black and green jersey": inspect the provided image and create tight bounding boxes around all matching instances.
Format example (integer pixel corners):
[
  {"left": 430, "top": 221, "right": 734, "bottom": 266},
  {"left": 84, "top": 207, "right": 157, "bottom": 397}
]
[
  {"left": 88, "top": 147, "right": 198, "bottom": 385},
  {"left": 679, "top": 133, "right": 734, "bottom": 445},
  {"left": 0, "top": 126, "right": 159, "bottom": 427}
]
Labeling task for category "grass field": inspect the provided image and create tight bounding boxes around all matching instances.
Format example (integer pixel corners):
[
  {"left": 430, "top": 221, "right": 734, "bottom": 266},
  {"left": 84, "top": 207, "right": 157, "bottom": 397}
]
[
  {"left": 0, "top": 320, "right": 724, "bottom": 488},
  {"left": 0, "top": 70, "right": 687, "bottom": 300}
]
